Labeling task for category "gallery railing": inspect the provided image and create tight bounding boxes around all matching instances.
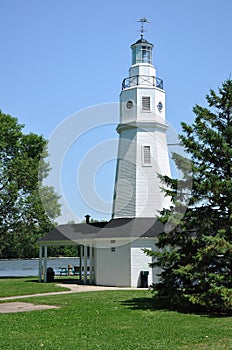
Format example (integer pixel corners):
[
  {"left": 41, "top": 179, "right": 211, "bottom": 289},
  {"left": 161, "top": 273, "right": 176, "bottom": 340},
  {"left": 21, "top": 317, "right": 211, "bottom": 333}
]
[{"left": 122, "top": 75, "right": 163, "bottom": 90}]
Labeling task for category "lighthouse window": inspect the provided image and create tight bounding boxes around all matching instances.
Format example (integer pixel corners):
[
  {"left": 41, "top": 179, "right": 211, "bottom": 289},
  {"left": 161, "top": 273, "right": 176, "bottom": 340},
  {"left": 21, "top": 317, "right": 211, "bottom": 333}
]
[
  {"left": 132, "top": 45, "right": 152, "bottom": 65},
  {"left": 142, "top": 46, "right": 151, "bottom": 63},
  {"left": 132, "top": 48, "right": 136, "bottom": 65},
  {"left": 126, "top": 100, "right": 133, "bottom": 109},
  {"left": 142, "top": 96, "right": 150, "bottom": 111},
  {"left": 136, "top": 47, "right": 141, "bottom": 63},
  {"left": 142, "top": 146, "right": 151, "bottom": 165}
]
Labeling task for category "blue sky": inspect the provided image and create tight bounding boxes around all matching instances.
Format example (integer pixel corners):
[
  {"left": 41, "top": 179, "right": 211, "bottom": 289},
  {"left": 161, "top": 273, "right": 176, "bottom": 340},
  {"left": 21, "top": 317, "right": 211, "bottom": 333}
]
[{"left": 1, "top": 0, "right": 232, "bottom": 223}]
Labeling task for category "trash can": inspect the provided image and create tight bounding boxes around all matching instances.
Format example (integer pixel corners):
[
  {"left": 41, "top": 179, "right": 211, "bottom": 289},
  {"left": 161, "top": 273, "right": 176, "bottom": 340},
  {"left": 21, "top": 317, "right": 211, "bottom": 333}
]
[
  {"left": 140, "top": 271, "right": 149, "bottom": 288},
  {"left": 46, "top": 267, "right": 55, "bottom": 282}
]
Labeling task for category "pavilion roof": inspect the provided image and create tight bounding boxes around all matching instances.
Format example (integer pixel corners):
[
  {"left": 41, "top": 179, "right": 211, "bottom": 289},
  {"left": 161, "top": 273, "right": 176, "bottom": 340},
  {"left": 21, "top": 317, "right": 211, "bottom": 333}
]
[{"left": 39, "top": 218, "right": 164, "bottom": 244}]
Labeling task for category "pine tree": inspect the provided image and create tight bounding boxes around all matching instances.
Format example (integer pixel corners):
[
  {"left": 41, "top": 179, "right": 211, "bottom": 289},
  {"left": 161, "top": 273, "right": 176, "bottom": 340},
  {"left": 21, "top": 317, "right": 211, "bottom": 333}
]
[{"left": 147, "top": 79, "right": 232, "bottom": 313}]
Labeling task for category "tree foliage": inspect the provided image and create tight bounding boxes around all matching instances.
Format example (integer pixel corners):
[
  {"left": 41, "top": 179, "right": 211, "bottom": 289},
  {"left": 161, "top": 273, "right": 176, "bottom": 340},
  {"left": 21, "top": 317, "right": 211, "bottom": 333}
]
[
  {"left": 146, "top": 79, "right": 232, "bottom": 313},
  {"left": 0, "top": 111, "right": 61, "bottom": 258}
]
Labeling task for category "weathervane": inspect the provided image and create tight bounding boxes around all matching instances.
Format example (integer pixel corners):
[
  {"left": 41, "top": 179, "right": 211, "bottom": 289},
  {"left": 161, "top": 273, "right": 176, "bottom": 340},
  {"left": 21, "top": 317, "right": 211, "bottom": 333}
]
[{"left": 137, "top": 17, "right": 150, "bottom": 39}]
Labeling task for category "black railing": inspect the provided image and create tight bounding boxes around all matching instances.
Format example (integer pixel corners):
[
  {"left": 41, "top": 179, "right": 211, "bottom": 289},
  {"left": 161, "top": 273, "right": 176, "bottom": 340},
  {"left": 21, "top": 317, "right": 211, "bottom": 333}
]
[{"left": 122, "top": 75, "right": 163, "bottom": 90}]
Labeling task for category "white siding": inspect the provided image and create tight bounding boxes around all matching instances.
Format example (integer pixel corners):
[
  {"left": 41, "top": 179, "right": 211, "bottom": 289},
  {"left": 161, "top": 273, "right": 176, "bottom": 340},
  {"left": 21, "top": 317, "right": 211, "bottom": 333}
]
[
  {"left": 136, "top": 130, "right": 157, "bottom": 217},
  {"left": 112, "top": 35, "right": 171, "bottom": 219},
  {"left": 112, "top": 129, "right": 137, "bottom": 218},
  {"left": 119, "top": 88, "right": 137, "bottom": 124},
  {"left": 129, "top": 64, "right": 156, "bottom": 79},
  {"left": 113, "top": 124, "right": 171, "bottom": 218},
  {"left": 95, "top": 241, "right": 131, "bottom": 286},
  {"left": 130, "top": 239, "right": 156, "bottom": 287},
  {"left": 155, "top": 130, "right": 172, "bottom": 210}
]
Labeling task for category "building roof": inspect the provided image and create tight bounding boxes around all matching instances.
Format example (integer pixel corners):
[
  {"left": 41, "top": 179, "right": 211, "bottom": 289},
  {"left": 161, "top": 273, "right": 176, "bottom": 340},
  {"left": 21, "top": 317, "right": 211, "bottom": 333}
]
[
  {"left": 40, "top": 218, "right": 164, "bottom": 244},
  {"left": 131, "top": 38, "right": 153, "bottom": 47}
]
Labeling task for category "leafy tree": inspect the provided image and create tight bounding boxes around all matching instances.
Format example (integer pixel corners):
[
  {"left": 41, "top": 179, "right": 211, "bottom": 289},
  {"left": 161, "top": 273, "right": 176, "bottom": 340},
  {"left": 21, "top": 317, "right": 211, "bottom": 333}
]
[
  {"left": 0, "top": 111, "right": 61, "bottom": 258},
  {"left": 146, "top": 79, "right": 232, "bottom": 313}
]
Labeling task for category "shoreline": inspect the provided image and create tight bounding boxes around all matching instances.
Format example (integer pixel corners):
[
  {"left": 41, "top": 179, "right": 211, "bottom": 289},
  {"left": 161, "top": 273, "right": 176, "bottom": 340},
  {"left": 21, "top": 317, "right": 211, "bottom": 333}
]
[{"left": 0, "top": 256, "right": 78, "bottom": 261}]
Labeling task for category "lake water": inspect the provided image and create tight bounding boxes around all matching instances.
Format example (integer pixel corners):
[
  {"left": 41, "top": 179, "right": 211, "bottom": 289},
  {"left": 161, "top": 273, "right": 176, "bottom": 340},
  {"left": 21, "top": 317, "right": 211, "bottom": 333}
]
[{"left": 0, "top": 257, "right": 81, "bottom": 277}]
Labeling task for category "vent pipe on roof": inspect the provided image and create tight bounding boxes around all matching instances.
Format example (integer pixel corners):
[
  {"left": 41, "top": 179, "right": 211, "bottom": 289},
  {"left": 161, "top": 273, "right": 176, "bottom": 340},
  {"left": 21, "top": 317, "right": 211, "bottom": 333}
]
[{"left": 85, "top": 215, "right": 91, "bottom": 224}]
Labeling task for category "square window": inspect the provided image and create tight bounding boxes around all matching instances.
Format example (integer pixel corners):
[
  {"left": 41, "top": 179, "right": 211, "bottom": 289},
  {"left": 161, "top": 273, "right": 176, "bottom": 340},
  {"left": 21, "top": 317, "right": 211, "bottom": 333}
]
[{"left": 111, "top": 247, "right": 116, "bottom": 252}]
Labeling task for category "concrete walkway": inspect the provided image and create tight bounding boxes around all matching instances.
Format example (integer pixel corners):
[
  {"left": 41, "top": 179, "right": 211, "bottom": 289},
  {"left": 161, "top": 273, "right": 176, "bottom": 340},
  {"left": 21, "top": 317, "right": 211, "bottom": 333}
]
[
  {"left": 0, "top": 302, "right": 60, "bottom": 313},
  {"left": 0, "top": 284, "right": 145, "bottom": 313},
  {"left": 0, "top": 283, "right": 141, "bottom": 301}
]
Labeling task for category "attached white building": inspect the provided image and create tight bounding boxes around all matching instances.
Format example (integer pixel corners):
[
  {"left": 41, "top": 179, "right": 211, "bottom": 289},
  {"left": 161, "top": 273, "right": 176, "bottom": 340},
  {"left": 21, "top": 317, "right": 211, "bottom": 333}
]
[
  {"left": 39, "top": 24, "right": 171, "bottom": 287},
  {"left": 39, "top": 218, "right": 164, "bottom": 287}
]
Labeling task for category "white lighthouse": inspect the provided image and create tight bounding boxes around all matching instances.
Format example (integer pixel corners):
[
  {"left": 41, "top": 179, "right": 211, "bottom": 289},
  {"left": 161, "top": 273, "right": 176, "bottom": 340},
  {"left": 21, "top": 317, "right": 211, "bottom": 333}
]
[
  {"left": 40, "top": 21, "right": 171, "bottom": 287},
  {"left": 112, "top": 19, "right": 171, "bottom": 218}
]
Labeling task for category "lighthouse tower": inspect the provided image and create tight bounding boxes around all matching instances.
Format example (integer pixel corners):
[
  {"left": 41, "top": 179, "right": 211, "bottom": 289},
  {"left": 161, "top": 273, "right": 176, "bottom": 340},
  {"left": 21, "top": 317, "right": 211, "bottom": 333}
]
[{"left": 112, "top": 20, "right": 171, "bottom": 219}]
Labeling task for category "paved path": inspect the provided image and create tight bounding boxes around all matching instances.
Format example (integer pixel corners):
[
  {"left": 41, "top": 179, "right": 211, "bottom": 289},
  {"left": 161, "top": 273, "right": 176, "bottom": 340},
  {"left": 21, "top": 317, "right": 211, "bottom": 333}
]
[
  {"left": 0, "top": 302, "right": 60, "bottom": 313},
  {"left": 0, "top": 284, "right": 141, "bottom": 301},
  {"left": 0, "top": 284, "right": 145, "bottom": 313}
]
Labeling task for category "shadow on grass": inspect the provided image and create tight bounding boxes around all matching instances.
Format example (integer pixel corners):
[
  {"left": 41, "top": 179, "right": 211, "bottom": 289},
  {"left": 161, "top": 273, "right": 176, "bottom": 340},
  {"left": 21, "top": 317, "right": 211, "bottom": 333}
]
[
  {"left": 0, "top": 275, "right": 91, "bottom": 286},
  {"left": 121, "top": 296, "right": 169, "bottom": 312},
  {"left": 120, "top": 296, "right": 232, "bottom": 318},
  {"left": 26, "top": 277, "right": 90, "bottom": 285},
  {"left": 52, "top": 278, "right": 83, "bottom": 285}
]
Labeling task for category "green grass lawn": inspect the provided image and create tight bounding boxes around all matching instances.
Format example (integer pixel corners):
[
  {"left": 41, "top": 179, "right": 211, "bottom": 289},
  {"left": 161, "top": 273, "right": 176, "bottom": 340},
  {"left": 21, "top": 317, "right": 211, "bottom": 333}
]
[
  {"left": 0, "top": 284, "right": 232, "bottom": 349},
  {"left": 0, "top": 277, "right": 69, "bottom": 298}
]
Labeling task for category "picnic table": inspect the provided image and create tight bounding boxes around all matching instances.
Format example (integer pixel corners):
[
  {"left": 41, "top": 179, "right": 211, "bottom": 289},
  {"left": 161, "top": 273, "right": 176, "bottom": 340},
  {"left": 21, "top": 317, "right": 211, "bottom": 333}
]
[{"left": 59, "top": 267, "right": 68, "bottom": 276}]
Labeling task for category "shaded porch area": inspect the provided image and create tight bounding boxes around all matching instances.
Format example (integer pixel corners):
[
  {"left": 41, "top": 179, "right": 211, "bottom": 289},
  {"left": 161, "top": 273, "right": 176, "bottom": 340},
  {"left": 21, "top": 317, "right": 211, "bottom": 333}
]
[
  {"left": 38, "top": 217, "right": 106, "bottom": 283},
  {"left": 39, "top": 243, "right": 95, "bottom": 284}
]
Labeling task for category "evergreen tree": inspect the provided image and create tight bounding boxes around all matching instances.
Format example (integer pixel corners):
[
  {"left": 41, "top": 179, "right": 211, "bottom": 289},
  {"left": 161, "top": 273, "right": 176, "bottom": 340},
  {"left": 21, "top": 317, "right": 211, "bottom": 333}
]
[{"left": 146, "top": 79, "right": 232, "bottom": 313}]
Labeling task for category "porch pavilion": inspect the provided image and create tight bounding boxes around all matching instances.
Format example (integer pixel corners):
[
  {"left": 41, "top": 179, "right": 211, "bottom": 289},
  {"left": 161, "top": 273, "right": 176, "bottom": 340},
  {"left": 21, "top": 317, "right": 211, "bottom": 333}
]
[
  {"left": 38, "top": 219, "right": 105, "bottom": 283},
  {"left": 39, "top": 217, "right": 164, "bottom": 286}
]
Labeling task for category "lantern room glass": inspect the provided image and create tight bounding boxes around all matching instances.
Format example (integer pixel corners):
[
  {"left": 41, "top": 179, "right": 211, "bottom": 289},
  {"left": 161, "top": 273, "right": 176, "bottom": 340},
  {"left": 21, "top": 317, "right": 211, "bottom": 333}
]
[{"left": 132, "top": 45, "right": 152, "bottom": 65}]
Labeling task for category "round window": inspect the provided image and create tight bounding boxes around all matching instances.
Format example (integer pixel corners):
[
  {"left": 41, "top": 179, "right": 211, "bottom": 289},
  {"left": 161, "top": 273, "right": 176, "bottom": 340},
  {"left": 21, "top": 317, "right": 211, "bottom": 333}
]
[
  {"left": 126, "top": 100, "right": 133, "bottom": 109},
  {"left": 157, "top": 101, "right": 163, "bottom": 112}
]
